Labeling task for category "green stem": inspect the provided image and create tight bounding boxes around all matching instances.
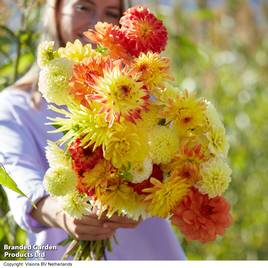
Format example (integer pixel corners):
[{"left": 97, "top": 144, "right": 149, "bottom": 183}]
[{"left": 13, "top": 37, "right": 21, "bottom": 82}]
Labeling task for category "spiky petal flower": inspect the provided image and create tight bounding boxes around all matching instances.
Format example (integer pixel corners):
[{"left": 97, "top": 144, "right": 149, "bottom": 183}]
[
  {"left": 171, "top": 187, "right": 232, "bottom": 243},
  {"left": 84, "top": 22, "right": 130, "bottom": 61},
  {"left": 78, "top": 159, "right": 114, "bottom": 194},
  {"left": 134, "top": 52, "right": 172, "bottom": 91},
  {"left": 38, "top": 58, "right": 73, "bottom": 105},
  {"left": 143, "top": 175, "right": 190, "bottom": 218},
  {"left": 61, "top": 190, "right": 91, "bottom": 219},
  {"left": 89, "top": 64, "right": 149, "bottom": 127},
  {"left": 37, "top": 41, "right": 57, "bottom": 68},
  {"left": 148, "top": 126, "right": 179, "bottom": 164},
  {"left": 58, "top": 39, "right": 98, "bottom": 62},
  {"left": 159, "top": 89, "right": 207, "bottom": 137},
  {"left": 165, "top": 142, "right": 206, "bottom": 184},
  {"left": 103, "top": 124, "right": 148, "bottom": 169},
  {"left": 129, "top": 158, "right": 153, "bottom": 184},
  {"left": 95, "top": 179, "right": 143, "bottom": 218},
  {"left": 47, "top": 99, "right": 113, "bottom": 150},
  {"left": 44, "top": 166, "right": 76, "bottom": 196},
  {"left": 120, "top": 6, "right": 168, "bottom": 56},
  {"left": 196, "top": 157, "right": 232, "bottom": 198},
  {"left": 69, "top": 56, "right": 113, "bottom": 105}
]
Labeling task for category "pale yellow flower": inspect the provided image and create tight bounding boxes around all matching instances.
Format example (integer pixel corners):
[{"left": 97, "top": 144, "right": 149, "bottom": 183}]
[
  {"left": 148, "top": 126, "right": 179, "bottom": 164},
  {"left": 58, "top": 39, "right": 98, "bottom": 62},
  {"left": 130, "top": 158, "right": 153, "bottom": 184},
  {"left": 205, "top": 101, "right": 224, "bottom": 129},
  {"left": 38, "top": 58, "right": 73, "bottom": 105},
  {"left": 61, "top": 191, "right": 91, "bottom": 219},
  {"left": 206, "top": 125, "right": 229, "bottom": 157},
  {"left": 45, "top": 141, "right": 70, "bottom": 168},
  {"left": 44, "top": 166, "right": 76, "bottom": 196},
  {"left": 197, "top": 157, "right": 232, "bottom": 198},
  {"left": 37, "top": 41, "right": 57, "bottom": 68}
]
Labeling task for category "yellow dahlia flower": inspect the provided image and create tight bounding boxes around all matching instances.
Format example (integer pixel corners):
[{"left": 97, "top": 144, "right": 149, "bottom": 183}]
[
  {"left": 148, "top": 126, "right": 179, "bottom": 164},
  {"left": 96, "top": 181, "right": 142, "bottom": 218},
  {"left": 44, "top": 166, "right": 76, "bottom": 196},
  {"left": 37, "top": 41, "right": 57, "bottom": 68},
  {"left": 103, "top": 124, "right": 148, "bottom": 168},
  {"left": 38, "top": 58, "right": 73, "bottom": 105},
  {"left": 90, "top": 64, "right": 149, "bottom": 127},
  {"left": 58, "top": 39, "right": 98, "bottom": 62},
  {"left": 138, "top": 105, "right": 161, "bottom": 129},
  {"left": 45, "top": 141, "right": 70, "bottom": 168},
  {"left": 143, "top": 176, "right": 190, "bottom": 218},
  {"left": 83, "top": 159, "right": 113, "bottom": 189},
  {"left": 134, "top": 52, "right": 172, "bottom": 91},
  {"left": 197, "top": 157, "right": 232, "bottom": 198},
  {"left": 130, "top": 158, "right": 153, "bottom": 184},
  {"left": 158, "top": 89, "right": 207, "bottom": 137},
  {"left": 61, "top": 191, "right": 91, "bottom": 219},
  {"left": 206, "top": 125, "right": 229, "bottom": 157}
]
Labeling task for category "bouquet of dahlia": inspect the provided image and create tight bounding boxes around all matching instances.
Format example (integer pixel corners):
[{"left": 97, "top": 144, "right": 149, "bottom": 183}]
[{"left": 38, "top": 6, "right": 232, "bottom": 260}]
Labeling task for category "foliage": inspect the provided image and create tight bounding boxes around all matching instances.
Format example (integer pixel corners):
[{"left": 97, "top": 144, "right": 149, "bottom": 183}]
[
  {"left": 0, "top": 0, "right": 43, "bottom": 89},
  {"left": 0, "top": 0, "right": 268, "bottom": 260}
]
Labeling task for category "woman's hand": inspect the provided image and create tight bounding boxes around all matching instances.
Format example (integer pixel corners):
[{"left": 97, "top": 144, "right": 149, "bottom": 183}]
[
  {"left": 31, "top": 196, "right": 141, "bottom": 241},
  {"left": 56, "top": 211, "right": 140, "bottom": 241}
]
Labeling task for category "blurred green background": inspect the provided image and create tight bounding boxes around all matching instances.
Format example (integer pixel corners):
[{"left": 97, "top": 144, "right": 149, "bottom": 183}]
[{"left": 0, "top": 0, "right": 268, "bottom": 260}]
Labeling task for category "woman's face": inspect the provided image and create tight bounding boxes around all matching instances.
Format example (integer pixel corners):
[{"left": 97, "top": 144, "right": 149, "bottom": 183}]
[{"left": 58, "top": 0, "right": 121, "bottom": 44}]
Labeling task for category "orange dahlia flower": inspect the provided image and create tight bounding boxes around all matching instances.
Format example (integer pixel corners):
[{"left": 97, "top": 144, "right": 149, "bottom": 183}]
[
  {"left": 171, "top": 187, "right": 232, "bottom": 243},
  {"left": 84, "top": 22, "right": 130, "bottom": 61},
  {"left": 69, "top": 56, "right": 113, "bottom": 106},
  {"left": 120, "top": 6, "right": 168, "bottom": 56}
]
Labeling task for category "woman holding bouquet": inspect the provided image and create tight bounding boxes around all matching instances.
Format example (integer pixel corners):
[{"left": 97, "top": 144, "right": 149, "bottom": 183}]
[{"left": 0, "top": 0, "right": 186, "bottom": 260}]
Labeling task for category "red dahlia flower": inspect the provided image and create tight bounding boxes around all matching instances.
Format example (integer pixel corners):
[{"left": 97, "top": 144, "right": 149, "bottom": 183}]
[
  {"left": 120, "top": 6, "right": 168, "bottom": 56},
  {"left": 69, "top": 138, "right": 103, "bottom": 176},
  {"left": 171, "top": 187, "right": 232, "bottom": 243}
]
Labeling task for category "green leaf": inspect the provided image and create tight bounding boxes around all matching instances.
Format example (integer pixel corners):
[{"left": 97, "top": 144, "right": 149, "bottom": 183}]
[{"left": 0, "top": 165, "right": 36, "bottom": 208}]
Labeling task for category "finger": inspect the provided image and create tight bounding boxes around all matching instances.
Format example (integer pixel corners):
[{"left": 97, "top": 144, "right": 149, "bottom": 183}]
[
  {"left": 74, "top": 225, "right": 114, "bottom": 235},
  {"left": 73, "top": 215, "right": 107, "bottom": 227},
  {"left": 106, "top": 215, "right": 139, "bottom": 225},
  {"left": 93, "top": 233, "right": 115, "bottom": 241},
  {"left": 103, "top": 222, "right": 139, "bottom": 229},
  {"left": 77, "top": 232, "right": 115, "bottom": 241}
]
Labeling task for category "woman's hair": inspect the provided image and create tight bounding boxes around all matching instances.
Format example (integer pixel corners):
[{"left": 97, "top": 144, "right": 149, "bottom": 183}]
[{"left": 15, "top": 0, "right": 132, "bottom": 108}]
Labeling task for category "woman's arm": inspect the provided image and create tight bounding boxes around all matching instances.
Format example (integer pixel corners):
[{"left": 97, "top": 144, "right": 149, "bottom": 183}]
[{"left": 31, "top": 196, "right": 140, "bottom": 241}]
